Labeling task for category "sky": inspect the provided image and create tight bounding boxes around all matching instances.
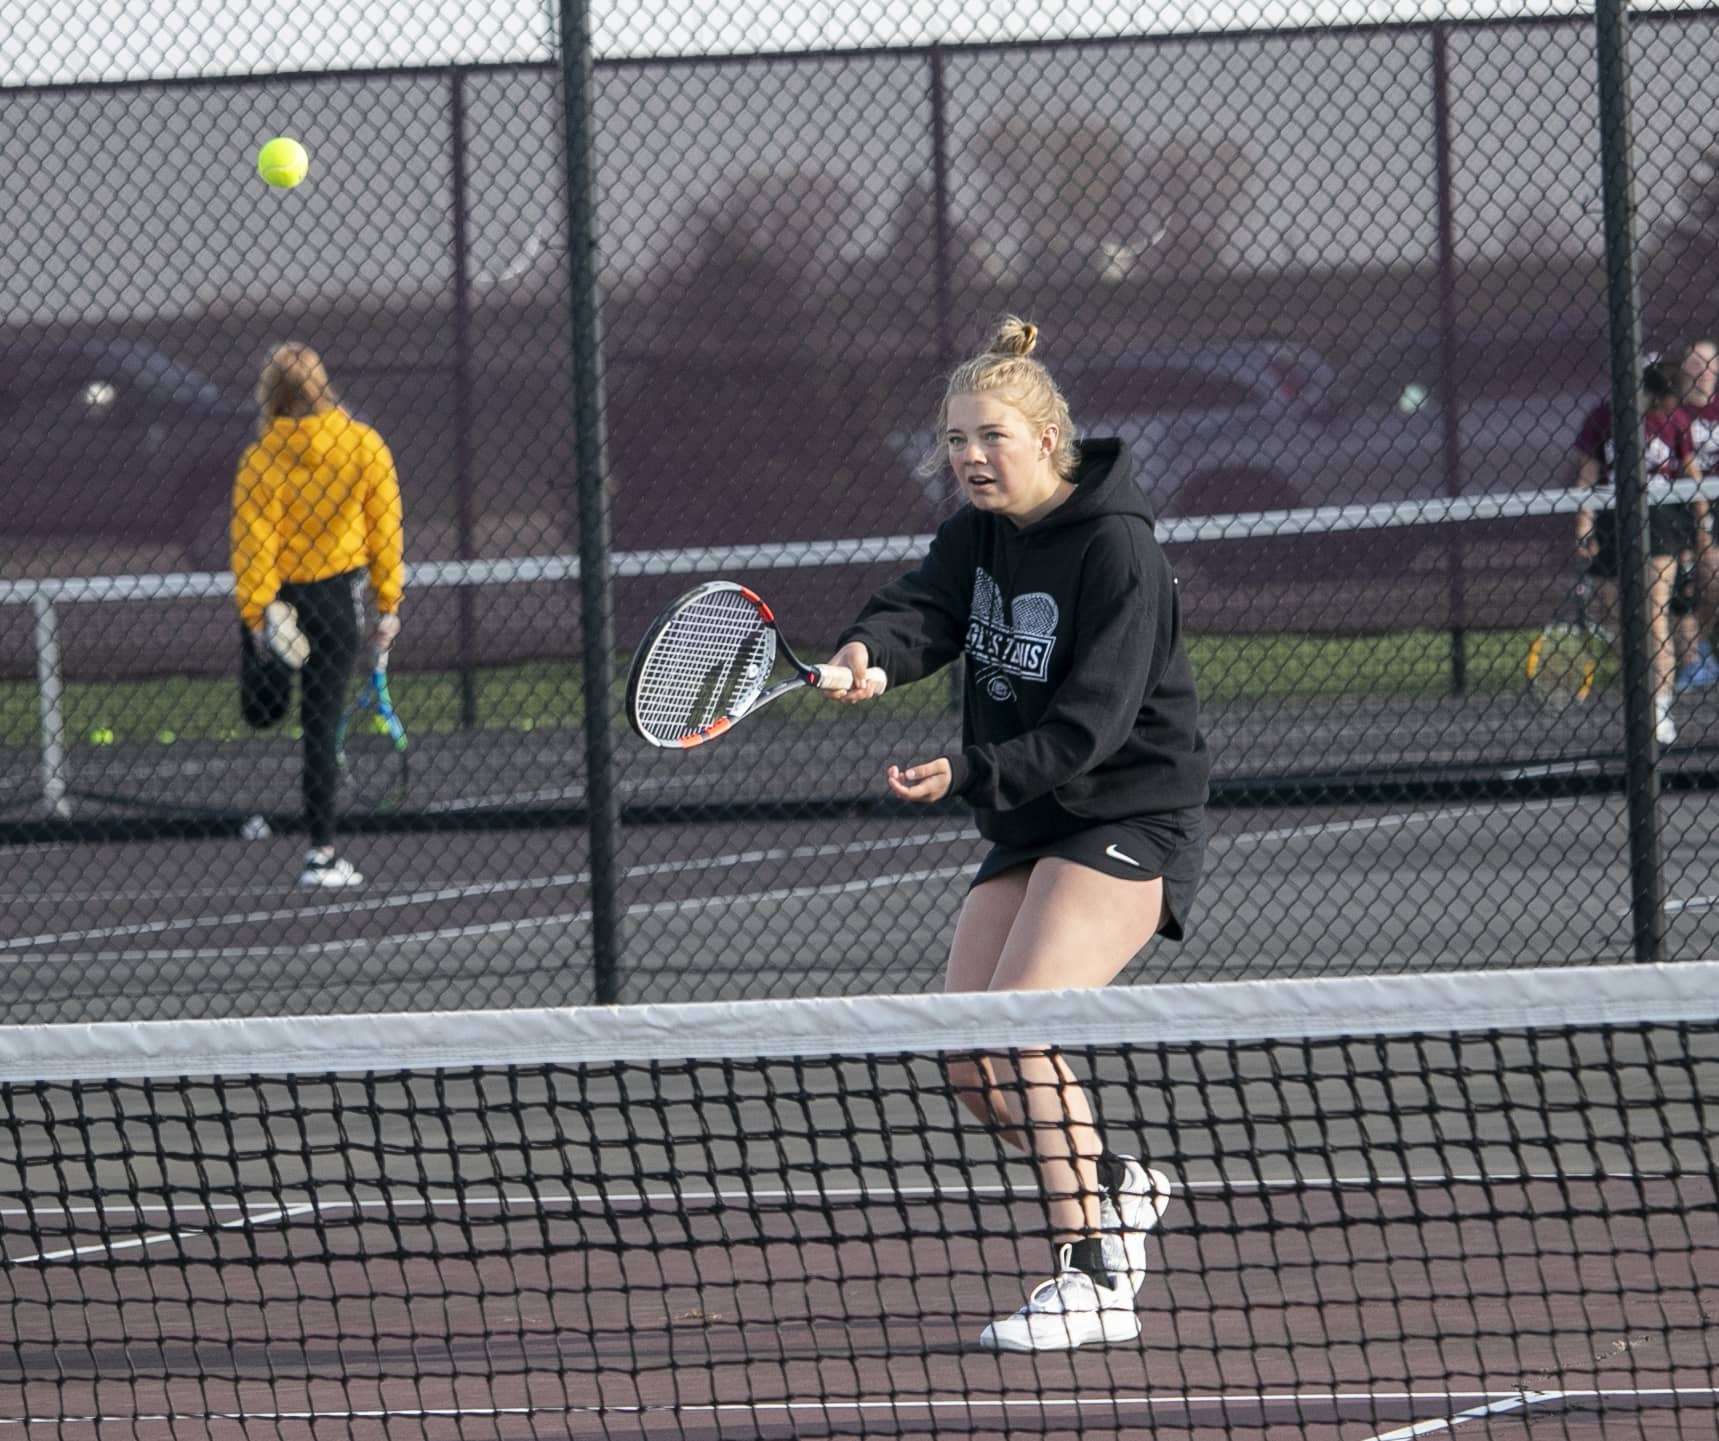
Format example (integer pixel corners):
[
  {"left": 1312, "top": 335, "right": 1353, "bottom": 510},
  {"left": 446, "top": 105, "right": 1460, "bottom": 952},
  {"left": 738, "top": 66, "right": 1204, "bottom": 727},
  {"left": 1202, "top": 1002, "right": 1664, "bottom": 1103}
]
[{"left": 3, "top": 0, "right": 1609, "bottom": 88}]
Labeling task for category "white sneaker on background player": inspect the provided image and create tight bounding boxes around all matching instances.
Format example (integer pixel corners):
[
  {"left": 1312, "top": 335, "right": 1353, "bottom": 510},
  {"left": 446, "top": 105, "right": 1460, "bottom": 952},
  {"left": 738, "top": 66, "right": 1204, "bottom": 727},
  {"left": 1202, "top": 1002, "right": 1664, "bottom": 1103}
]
[
  {"left": 300, "top": 852, "right": 364, "bottom": 889},
  {"left": 978, "top": 1243, "right": 1141, "bottom": 1352},
  {"left": 1656, "top": 694, "right": 1678, "bottom": 747}
]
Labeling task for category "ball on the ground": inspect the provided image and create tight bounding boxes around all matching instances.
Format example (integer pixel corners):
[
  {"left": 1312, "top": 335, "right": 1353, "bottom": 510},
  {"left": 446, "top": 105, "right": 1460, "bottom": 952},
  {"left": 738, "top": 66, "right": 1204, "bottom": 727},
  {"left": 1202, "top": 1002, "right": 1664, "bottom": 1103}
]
[
  {"left": 240, "top": 814, "right": 273, "bottom": 841},
  {"left": 256, "top": 137, "right": 309, "bottom": 189},
  {"left": 90, "top": 727, "right": 115, "bottom": 745}
]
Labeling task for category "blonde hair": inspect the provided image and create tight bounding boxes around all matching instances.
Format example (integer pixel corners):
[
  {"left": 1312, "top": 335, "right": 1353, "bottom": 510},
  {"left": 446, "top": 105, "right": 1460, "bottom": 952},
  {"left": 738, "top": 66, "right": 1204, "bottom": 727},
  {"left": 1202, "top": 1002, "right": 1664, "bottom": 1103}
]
[
  {"left": 918, "top": 315, "right": 1078, "bottom": 482},
  {"left": 255, "top": 342, "right": 339, "bottom": 430}
]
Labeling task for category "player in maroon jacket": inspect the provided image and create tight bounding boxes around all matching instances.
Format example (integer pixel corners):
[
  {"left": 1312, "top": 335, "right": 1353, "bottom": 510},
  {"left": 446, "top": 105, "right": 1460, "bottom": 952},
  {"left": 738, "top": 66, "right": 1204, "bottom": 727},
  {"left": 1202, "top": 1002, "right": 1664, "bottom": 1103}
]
[
  {"left": 1677, "top": 340, "right": 1719, "bottom": 691},
  {"left": 1571, "top": 359, "right": 1700, "bottom": 745}
]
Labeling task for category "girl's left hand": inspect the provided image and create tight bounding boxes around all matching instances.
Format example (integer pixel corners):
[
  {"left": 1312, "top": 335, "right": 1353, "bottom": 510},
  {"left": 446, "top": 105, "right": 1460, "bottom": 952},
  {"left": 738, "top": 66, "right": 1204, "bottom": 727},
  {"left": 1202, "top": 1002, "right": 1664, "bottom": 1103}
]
[{"left": 887, "top": 758, "right": 951, "bottom": 803}]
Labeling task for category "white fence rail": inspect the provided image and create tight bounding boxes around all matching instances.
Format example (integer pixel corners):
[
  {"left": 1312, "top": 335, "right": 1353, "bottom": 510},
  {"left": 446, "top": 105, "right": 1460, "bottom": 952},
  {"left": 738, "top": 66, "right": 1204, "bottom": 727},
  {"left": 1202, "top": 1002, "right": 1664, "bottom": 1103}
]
[{"left": 0, "top": 486, "right": 1662, "bottom": 816}]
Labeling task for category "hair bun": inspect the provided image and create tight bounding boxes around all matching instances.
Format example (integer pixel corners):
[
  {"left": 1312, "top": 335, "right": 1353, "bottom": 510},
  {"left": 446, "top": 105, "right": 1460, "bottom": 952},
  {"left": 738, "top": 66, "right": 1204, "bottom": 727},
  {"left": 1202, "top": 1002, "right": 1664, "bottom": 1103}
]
[{"left": 988, "top": 315, "right": 1039, "bottom": 358}]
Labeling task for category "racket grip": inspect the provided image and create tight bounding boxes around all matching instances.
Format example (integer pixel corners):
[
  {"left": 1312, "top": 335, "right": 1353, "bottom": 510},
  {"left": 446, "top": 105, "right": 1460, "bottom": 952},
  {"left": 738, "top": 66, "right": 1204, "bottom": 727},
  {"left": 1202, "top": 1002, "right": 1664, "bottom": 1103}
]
[{"left": 812, "top": 664, "right": 889, "bottom": 695}]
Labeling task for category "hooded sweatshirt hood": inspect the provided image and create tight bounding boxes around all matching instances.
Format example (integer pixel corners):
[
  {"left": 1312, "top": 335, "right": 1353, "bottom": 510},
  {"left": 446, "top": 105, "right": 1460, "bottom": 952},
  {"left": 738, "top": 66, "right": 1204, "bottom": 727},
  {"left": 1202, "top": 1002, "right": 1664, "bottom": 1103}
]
[
  {"left": 1026, "top": 437, "right": 1156, "bottom": 534},
  {"left": 231, "top": 407, "right": 405, "bottom": 631}
]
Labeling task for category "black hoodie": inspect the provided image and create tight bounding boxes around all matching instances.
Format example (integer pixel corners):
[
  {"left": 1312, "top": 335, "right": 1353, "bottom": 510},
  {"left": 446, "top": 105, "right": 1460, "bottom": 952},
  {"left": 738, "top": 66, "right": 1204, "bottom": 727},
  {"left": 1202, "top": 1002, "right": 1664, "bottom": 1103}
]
[{"left": 837, "top": 438, "right": 1209, "bottom": 847}]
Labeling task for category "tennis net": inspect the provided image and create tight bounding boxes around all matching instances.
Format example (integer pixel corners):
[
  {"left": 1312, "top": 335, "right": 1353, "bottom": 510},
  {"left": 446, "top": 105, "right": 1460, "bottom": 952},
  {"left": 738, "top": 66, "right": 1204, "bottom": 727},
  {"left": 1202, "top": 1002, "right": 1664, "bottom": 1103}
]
[{"left": 4, "top": 963, "right": 1716, "bottom": 1439}]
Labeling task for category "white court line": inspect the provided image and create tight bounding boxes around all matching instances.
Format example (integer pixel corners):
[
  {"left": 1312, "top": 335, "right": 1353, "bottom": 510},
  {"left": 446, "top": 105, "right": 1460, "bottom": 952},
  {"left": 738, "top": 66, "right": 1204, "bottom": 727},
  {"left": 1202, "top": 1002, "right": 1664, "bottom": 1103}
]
[
  {"left": 0, "top": 827, "right": 979, "bottom": 953},
  {"left": 1, "top": 862, "right": 979, "bottom": 967},
  {"left": 0, "top": 797, "right": 1592, "bottom": 963},
  {"left": 8, "top": 1201, "right": 317, "bottom": 1266},
  {"left": 4, "top": 1168, "right": 1671, "bottom": 1268},
  {"left": 1361, "top": 1390, "right": 1566, "bottom": 1440},
  {"left": 4, "top": 794, "right": 1584, "bottom": 924},
  {"left": 1667, "top": 894, "right": 1719, "bottom": 915},
  {"left": 3, "top": 1389, "right": 1713, "bottom": 1431},
  {"left": 0, "top": 1167, "right": 1662, "bottom": 1225},
  {"left": 2, "top": 826, "right": 981, "bottom": 911},
  {"left": 269, "top": 863, "right": 977, "bottom": 958},
  {"left": 1210, "top": 796, "right": 1590, "bottom": 853}
]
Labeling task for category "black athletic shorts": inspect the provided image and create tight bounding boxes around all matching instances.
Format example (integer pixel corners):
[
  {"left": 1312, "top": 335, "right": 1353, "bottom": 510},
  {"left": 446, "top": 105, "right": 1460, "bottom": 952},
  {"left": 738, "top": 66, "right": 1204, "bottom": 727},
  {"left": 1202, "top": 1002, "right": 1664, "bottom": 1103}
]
[
  {"left": 970, "top": 806, "right": 1207, "bottom": 942},
  {"left": 1588, "top": 504, "right": 1696, "bottom": 578}
]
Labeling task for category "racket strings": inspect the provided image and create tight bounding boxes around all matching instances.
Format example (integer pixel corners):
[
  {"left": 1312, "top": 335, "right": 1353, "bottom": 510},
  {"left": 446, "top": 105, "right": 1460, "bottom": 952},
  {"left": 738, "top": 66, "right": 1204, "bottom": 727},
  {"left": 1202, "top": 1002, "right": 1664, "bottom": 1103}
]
[
  {"left": 635, "top": 592, "right": 776, "bottom": 740},
  {"left": 1529, "top": 622, "right": 1607, "bottom": 702}
]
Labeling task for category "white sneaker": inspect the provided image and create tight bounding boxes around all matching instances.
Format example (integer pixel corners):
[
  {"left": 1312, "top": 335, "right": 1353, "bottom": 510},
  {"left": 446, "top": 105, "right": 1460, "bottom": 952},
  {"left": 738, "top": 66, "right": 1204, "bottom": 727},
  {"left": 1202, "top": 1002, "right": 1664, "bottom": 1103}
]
[
  {"left": 1099, "top": 1157, "right": 1174, "bottom": 1294},
  {"left": 300, "top": 853, "right": 364, "bottom": 889},
  {"left": 263, "top": 601, "right": 310, "bottom": 670},
  {"left": 978, "top": 1245, "right": 1141, "bottom": 1353},
  {"left": 1656, "top": 696, "right": 1677, "bottom": 748}
]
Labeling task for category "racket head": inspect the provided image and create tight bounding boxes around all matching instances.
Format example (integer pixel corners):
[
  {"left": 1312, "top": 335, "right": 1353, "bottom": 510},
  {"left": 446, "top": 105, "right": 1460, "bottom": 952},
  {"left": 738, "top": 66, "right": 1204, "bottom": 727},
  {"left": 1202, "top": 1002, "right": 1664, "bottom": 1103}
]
[
  {"left": 1526, "top": 579, "right": 1610, "bottom": 708},
  {"left": 627, "top": 581, "right": 780, "bottom": 747},
  {"left": 338, "top": 666, "right": 409, "bottom": 810},
  {"left": 1526, "top": 624, "right": 1605, "bottom": 705}
]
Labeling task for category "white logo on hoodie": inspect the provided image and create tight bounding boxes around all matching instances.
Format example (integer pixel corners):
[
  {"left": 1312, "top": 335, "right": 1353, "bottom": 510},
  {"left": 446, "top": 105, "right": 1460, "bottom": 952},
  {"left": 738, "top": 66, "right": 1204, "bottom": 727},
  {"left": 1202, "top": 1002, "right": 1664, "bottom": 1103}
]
[{"left": 966, "top": 569, "right": 1059, "bottom": 699}]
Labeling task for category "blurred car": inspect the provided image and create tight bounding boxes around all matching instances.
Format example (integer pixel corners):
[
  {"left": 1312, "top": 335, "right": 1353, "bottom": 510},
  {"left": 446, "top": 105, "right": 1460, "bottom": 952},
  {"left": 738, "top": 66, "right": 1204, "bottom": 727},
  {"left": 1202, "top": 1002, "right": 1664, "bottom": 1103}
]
[
  {"left": 890, "top": 331, "right": 1602, "bottom": 570},
  {"left": 0, "top": 338, "right": 253, "bottom": 569},
  {"left": 893, "top": 342, "right": 1352, "bottom": 520},
  {"left": 1332, "top": 326, "right": 1604, "bottom": 491}
]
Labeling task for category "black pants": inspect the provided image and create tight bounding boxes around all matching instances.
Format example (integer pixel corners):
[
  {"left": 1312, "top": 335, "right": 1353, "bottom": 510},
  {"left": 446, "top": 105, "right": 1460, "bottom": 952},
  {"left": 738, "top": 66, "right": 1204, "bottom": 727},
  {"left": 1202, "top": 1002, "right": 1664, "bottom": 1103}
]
[{"left": 278, "top": 572, "right": 361, "bottom": 848}]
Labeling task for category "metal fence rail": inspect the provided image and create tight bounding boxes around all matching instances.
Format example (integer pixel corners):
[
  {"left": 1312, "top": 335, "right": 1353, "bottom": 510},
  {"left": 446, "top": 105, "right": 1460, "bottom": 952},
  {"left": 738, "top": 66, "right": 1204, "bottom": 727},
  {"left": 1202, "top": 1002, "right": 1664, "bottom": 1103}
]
[{"left": 8, "top": 481, "right": 1718, "bottom": 817}]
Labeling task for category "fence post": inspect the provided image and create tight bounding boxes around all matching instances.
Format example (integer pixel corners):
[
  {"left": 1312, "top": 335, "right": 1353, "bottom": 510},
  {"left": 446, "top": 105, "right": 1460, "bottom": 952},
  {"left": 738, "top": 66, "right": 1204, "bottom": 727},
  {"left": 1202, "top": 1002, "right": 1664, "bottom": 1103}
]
[
  {"left": 929, "top": 45, "right": 963, "bottom": 713},
  {"left": 1431, "top": 25, "right": 1467, "bottom": 697},
  {"left": 450, "top": 67, "right": 480, "bottom": 730},
  {"left": 1594, "top": 0, "right": 1664, "bottom": 962},
  {"left": 32, "top": 595, "right": 70, "bottom": 818},
  {"left": 558, "top": 0, "right": 624, "bottom": 1003}
]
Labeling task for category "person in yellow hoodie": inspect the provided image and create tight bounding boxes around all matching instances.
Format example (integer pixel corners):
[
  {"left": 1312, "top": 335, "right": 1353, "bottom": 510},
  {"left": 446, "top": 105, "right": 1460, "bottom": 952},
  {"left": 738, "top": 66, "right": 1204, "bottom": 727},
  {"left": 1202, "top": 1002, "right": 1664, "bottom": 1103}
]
[{"left": 231, "top": 343, "right": 404, "bottom": 889}]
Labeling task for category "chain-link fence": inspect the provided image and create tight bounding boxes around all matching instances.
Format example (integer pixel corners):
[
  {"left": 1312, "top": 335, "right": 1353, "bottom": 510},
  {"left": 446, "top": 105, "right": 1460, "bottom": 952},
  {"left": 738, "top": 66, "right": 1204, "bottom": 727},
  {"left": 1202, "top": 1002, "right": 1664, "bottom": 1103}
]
[{"left": 4, "top": 4, "right": 1718, "bottom": 1017}]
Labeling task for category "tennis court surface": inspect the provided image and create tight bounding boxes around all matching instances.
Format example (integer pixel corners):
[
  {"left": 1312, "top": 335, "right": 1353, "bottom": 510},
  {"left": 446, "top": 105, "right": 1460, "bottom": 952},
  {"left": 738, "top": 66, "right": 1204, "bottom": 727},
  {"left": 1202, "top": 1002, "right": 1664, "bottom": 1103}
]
[{"left": 5, "top": 964, "right": 1715, "bottom": 1440}]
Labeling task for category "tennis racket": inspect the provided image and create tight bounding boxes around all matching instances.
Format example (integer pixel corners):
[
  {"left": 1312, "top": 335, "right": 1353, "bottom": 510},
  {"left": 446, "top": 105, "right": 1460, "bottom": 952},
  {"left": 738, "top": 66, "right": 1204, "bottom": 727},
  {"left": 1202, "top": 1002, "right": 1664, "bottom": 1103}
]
[
  {"left": 627, "top": 581, "right": 888, "bottom": 748},
  {"left": 337, "top": 647, "right": 409, "bottom": 808},
  {"left": 1525, "top": 575, "right": 1613, "bottom": 707}
]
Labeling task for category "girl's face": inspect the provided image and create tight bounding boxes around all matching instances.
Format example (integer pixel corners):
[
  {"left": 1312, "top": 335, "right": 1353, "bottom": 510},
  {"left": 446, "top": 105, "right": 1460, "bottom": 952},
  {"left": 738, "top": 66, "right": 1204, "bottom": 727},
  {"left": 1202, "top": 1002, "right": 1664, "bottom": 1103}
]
[
  {"left": 1684, "top": 344, "right": 1719, "bottom": 406},
  {"left": 945, "top": 392, "right": 1064, "bottom": 523}
]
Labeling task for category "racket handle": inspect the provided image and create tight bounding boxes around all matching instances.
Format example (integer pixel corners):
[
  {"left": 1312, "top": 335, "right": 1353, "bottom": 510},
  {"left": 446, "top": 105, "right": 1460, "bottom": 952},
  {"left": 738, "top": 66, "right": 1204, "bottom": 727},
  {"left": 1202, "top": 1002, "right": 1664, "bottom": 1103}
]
[{"left": 811, "top": 664, "right": 889, "bottom": 695}]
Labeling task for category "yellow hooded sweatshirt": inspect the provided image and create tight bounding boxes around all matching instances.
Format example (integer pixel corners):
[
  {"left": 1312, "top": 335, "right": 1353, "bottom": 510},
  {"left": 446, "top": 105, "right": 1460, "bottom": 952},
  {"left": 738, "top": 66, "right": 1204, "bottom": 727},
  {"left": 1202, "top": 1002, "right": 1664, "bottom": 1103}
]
[{"left": 231, "top": 409, "right": 405, "bottom": 633}]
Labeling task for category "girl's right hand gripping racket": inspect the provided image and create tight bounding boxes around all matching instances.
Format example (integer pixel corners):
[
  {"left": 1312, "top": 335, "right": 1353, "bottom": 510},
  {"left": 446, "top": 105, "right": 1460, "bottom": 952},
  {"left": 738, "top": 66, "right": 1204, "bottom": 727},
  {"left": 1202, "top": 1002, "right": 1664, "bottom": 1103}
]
[
  {"left": 627, "top": 581, "right": 888, "bottom": 748},
  {"left": 337, "top": 647, "right": 409, "bottom": 808}
]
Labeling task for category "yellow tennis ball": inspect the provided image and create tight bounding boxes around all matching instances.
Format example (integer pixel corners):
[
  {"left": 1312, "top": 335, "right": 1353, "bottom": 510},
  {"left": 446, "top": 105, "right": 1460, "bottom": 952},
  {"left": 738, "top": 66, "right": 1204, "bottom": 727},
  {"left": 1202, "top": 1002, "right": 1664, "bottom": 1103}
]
[{"left": 257, "top": 137, "right": 309, "bottom": 189}]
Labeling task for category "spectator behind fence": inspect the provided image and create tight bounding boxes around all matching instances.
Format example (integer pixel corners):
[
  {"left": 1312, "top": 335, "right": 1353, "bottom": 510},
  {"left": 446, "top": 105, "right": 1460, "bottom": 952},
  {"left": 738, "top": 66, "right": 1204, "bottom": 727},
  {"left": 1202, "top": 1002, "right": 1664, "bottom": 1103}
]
[
  {"left": 230, "top": 342, "right": 405, "bottom": 889},
  {"left": 1678, "top": 338, "right": 1719, "bottom": 691},
  {"left": 1571, "top": 357, "right": 1699, "bottom": 746}
]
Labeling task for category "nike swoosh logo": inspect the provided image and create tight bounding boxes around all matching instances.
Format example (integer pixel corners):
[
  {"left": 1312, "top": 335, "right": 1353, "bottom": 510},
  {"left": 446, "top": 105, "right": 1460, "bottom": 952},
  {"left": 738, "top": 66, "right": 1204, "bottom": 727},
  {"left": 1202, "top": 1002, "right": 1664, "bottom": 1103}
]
[{"left": 1104, "top": 844, "right": 1141, "bottom": 867}]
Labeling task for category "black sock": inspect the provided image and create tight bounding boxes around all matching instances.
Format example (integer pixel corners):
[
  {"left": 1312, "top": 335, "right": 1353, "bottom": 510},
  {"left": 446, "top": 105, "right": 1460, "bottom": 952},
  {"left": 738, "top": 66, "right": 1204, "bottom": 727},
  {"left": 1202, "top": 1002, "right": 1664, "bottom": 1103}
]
[
  {"left": 1063, "top": 1235, "right": 1112, "bottom": 1290},
  {"left": 1096, "top": 1150, "right": 1127, "bottom": 1201}
]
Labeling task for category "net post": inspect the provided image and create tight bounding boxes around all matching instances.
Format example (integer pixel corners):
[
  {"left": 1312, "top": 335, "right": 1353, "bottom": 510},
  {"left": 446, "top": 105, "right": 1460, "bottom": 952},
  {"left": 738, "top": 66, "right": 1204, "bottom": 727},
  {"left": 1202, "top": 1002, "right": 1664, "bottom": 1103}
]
[
  {"left": 1593, "top": 0, "right": 1665, "bottom": 961},
  {"left": 558, "top": 0, "right": 625, "bottom": 1002}
]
